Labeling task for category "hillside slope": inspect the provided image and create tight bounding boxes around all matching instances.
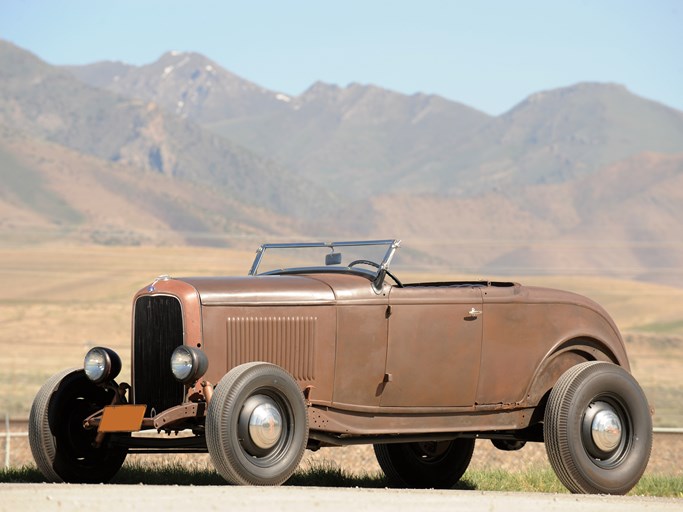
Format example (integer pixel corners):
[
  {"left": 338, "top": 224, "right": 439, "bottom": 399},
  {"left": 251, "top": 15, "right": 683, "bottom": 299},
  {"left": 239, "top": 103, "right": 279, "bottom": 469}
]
[
  {"left": 0, "top": 41, "right": 337, "bottom": 221},
  {"left": 0, "top": 127, "right": 303, "bottom": 246},
  {"left": 373, "top": 152, "right": 683, "bottom": 284}
]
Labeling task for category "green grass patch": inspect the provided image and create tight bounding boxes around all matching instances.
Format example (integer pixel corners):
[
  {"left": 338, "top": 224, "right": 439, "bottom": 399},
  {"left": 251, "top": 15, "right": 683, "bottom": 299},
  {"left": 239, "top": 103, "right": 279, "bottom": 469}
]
[
  {"left": 633, "top": 473, "right": 683, "bottom": 498},
  {"left": 1, "top": 462, "right": 681, "bottom": 497},
  {"left": 287, "top": 460, "right": 387, "bottom": 488},
  {"left": 0, "top": 465, "right": 45, "bottom": 484},
  {"left": 460, "top": 468, "right": 567, "bottom": 493},
  {"left": 111, "top": 461, "right": 225, "bottom": 485}
]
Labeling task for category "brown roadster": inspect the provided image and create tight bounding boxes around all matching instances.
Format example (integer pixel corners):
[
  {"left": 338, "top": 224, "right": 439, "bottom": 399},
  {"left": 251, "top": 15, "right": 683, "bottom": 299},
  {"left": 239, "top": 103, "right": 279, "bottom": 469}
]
[{"left": 29, "top": 240, "right": 652, "bottom": 494}]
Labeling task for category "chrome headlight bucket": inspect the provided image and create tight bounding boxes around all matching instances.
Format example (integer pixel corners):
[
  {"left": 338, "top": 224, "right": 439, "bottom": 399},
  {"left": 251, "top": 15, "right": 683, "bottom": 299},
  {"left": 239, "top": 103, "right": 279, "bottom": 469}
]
[
  {"left": 170, "top": 346, "right": 208, "bottom": 385},
  {"left": 84, "top": 347, "right": 122, "bottom": 384}
]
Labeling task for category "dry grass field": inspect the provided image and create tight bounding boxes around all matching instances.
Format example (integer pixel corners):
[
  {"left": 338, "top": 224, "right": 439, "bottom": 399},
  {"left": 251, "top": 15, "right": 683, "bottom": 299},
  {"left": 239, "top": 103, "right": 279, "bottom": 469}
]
[
  {"left": 0, "top": 243, "right": 681, "bottom": 427},
  {"left": 0, "top": 244, "right": 252, "bottom": 416}
]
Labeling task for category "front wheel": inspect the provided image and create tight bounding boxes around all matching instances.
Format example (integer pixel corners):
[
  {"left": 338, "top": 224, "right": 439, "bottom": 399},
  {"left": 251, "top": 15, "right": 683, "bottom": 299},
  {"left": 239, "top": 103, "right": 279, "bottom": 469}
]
[
  {"left": 374, "top": 438, "right": 475, "bottom": 489},
  {"left": 206, "top": 362, "right": 309, "bottom": 485},
  {"left": 28, "top": 368, "right": 128, "bottom": 483},
  {"left": 544, "top": 361, "right": 652, "bottom": 494}
]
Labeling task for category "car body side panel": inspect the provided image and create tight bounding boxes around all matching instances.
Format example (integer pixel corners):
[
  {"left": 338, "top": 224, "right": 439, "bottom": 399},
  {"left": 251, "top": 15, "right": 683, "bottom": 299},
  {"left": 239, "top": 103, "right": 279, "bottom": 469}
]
[
  {"left": 200, "top": 304, "right": 337, "bottom": 403},
  {"left": 476, "top": 285, "right": 628, "bottom": 406},
  {"left": 382, "top": 286, "right": 483, "bottom": 407},
  {"left": 331, "top": 305, "right": 389, "bottom": 408},
  {"left": 292, "top": 274, "right": 393, "bottom": 408}
]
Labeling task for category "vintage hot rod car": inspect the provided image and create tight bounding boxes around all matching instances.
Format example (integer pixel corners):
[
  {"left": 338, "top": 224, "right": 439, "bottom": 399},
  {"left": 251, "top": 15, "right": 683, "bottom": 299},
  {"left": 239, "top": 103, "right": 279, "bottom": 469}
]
[{"left": 29, "top": 240, "right": 652, "bottom": 494}]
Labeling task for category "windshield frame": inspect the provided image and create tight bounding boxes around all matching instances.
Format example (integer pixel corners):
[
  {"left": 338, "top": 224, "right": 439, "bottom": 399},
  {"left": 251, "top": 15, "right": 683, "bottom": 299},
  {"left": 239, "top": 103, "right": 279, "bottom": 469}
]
[{"left": 248, "top": 239, "right": 401, "bottom": 290}]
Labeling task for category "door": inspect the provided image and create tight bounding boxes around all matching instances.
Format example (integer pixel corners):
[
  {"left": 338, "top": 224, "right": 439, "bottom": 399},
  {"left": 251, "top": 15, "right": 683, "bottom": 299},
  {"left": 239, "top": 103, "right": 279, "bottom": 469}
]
[{"left": 380, "top": 285, "right": 483, "bottom": 407}]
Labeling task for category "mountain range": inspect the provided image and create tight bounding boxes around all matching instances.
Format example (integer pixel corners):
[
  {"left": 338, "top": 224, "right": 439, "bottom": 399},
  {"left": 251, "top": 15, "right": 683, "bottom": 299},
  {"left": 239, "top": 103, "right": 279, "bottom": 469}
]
[{"left": 2, "top": 40, "right": 683, "bottom": 283}]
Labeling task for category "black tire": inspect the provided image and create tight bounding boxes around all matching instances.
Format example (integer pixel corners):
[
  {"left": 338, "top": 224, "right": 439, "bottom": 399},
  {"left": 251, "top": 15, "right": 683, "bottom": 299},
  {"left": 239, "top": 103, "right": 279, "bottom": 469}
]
[
  {"left": 544, "top": 361, "right": 652, "bottom": 494},
  {"left": 206, "top": 362, "right": 309, "bottom": 485},
  {"left": 374, "top": 438, "right": 475, "bottom": 489},
  {"left": 29, "top": 368, "right": 128, "bottom": 483}
]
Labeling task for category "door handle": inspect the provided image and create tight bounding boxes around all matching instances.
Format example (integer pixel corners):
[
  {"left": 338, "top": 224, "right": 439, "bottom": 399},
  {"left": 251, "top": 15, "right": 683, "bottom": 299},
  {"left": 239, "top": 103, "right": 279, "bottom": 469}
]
[{"left": 468, "top": 308, "right": 482, "bottom": 316}]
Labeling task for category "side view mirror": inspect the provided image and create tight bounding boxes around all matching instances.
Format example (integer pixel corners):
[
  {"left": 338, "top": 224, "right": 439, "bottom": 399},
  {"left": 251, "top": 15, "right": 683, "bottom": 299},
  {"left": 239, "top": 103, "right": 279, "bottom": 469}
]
[{"left": 325, "top": 252, "right": 342, "bottom": 265}]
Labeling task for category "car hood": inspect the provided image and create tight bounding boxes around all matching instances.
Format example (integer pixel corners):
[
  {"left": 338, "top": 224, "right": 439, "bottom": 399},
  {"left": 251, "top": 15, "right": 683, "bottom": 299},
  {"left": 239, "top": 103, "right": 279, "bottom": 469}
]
[{"left": 179, "top": 275, "right": 337, "bottom": 305}]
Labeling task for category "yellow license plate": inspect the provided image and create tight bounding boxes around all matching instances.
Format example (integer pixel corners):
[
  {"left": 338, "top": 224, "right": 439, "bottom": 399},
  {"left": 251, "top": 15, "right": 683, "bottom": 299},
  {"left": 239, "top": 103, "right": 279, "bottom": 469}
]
[{"left": 98, "top": 404, "right": 146, "bottom": 433}]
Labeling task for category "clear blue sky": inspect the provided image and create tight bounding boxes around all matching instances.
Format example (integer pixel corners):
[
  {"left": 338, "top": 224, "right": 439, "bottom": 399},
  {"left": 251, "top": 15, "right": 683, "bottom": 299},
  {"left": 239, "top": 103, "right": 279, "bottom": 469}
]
[{"left": 1, "top": 0, "right": 681, "bottom": 115}]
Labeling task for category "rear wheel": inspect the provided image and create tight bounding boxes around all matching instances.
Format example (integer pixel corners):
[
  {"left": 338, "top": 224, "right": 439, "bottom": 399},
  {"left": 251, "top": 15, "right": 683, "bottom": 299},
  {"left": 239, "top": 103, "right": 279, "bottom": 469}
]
[
  {"left": 206, "top": 362, "right": 308, "bottom": 485},
  {"left": 29, "top": 368, "right": 128, "bottom": 483},
  {"left": 374, "top": 438, "right": 475, "bottom": 489},
  {"left": 544, "top": 361, "right": 652, "bottom": 494}
]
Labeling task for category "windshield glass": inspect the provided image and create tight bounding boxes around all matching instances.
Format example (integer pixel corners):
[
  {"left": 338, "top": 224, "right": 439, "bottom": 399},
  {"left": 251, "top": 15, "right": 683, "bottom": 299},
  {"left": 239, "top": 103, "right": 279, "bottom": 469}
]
[{"left": 249, "top": 240, "right": 400, "bottom": 277}]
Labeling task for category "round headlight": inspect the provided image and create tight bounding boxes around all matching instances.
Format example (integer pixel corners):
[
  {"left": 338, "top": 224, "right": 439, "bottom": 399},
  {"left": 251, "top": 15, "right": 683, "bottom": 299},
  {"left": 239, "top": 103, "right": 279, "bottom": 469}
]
[
  {"left": 170, "top": 346, "right": 208, "bottom": 385},
  {"left": 84, "top": 347, "right": 121, "bottom": 384}
]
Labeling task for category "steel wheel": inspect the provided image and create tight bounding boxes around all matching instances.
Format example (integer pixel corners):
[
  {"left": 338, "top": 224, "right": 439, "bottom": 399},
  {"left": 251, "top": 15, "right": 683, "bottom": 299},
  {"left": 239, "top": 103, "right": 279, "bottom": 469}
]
[
  {"left": 544, "top": 361, "right": 652, "bottom": 494},
  {"left": 374, "top": 438, "right": 475, "bottom": 489},
  {"left": 206, "top": 362, "right": 308, "bottom": 485},
  {"left": 29, "top": 369, "right": 128, "bottom": 483}
]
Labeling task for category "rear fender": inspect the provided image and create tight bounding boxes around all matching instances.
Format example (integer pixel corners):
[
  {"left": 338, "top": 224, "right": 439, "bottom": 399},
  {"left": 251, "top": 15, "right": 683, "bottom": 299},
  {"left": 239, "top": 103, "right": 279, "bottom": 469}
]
[{"left": 525, "top": 338, "right": 621, "bottom": 406}]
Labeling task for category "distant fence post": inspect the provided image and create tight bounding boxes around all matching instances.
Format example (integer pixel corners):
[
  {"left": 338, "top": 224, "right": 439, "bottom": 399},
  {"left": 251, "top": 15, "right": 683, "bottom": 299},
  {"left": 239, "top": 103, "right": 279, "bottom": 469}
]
[{"left": 4, "top": 413, "right": 9, "bottom": 469}]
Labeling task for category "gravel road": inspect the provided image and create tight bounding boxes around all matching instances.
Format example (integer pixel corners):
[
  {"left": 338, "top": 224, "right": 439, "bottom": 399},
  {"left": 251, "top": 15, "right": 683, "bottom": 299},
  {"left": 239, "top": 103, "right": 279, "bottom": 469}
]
[{"left": 2, "top": 483, "right": 681, "bottom": 512}]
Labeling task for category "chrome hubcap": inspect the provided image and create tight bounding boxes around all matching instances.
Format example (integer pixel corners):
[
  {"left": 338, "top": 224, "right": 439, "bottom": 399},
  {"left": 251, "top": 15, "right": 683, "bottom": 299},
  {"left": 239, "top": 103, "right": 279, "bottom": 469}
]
[
  {"left": 582, "top": 400, "right": 626, "bottom": 462},
  {"left": 591, "top": 408, "right": 622, "bottom": 452},
  {"left": 249, "top": 400, "right": 283, "bottom": 450},
  {"left": 240, "top": 395, "right": 283, "bottom": 452}
]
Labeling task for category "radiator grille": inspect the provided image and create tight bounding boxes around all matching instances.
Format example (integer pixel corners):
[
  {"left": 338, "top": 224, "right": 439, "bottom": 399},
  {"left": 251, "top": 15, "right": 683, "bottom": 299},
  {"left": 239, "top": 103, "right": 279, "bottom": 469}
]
[
  {"left": 133, "top": 295, "right": 185, "bottom": 415},
  {"left": 226, "top": 316, "right": 316, "bottom": 381}
]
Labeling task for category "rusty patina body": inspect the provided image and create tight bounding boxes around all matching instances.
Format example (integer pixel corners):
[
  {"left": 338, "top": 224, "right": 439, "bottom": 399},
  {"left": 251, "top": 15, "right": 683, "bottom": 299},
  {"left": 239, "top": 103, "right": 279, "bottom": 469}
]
[
  {"left": 136, "top": 271, "right": 628, "bottom": 440},
  {"left": 30, "top": 240, "right": 651, "bottom": 493}
]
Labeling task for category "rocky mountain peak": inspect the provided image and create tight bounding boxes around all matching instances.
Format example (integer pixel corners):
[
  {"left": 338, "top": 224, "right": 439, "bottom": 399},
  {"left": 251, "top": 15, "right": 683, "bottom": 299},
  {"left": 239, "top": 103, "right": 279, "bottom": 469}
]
[
  {"left": 506, "top": 82, "right": 633, "bottom": 116},
  {"left": 154, "top": 50, "right": 219, "bottom": 78},
  {"left": 66, "top": 49, "right": 284, "bottom": 122}
]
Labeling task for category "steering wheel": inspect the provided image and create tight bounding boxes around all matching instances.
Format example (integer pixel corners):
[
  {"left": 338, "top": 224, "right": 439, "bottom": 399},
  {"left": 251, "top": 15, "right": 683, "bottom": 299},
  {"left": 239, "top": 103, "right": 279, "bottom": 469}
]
[
  {"left": 348, "top": 259, "right": 380, "bottom": 269},
  {"left": 348, "top": 260, "right": 403, "bottom": 287}
]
